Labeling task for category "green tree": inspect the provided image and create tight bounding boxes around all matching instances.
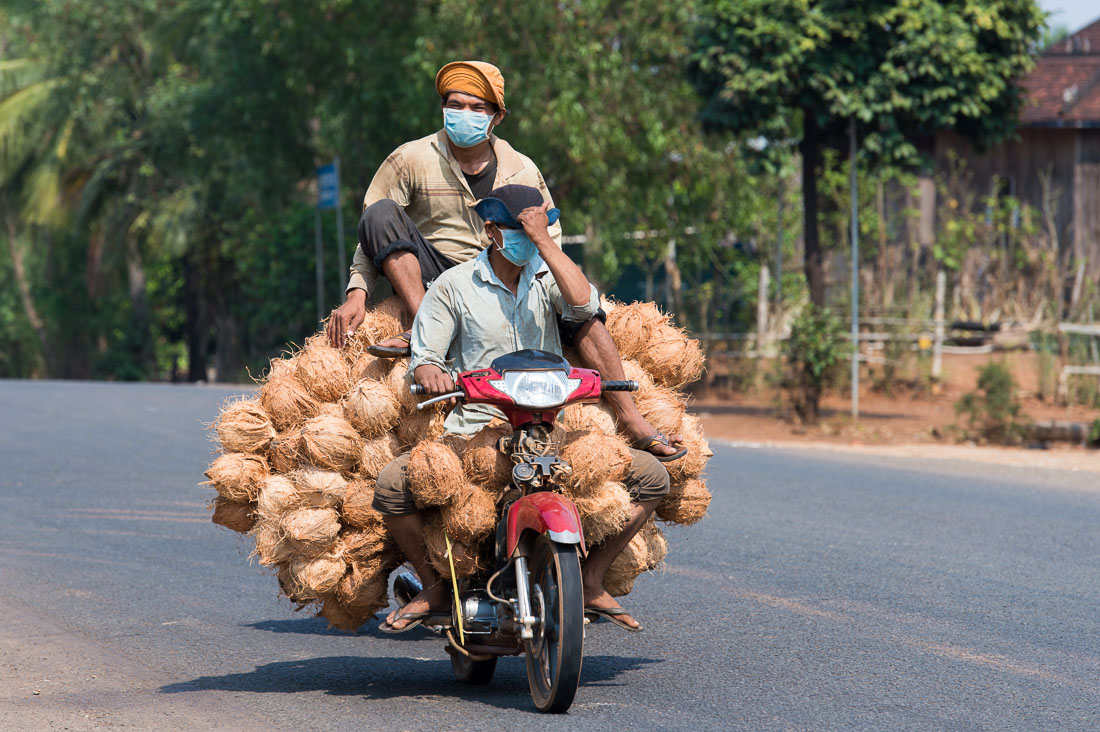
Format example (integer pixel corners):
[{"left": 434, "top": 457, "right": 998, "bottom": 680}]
[{"left": 691, "top": 0, "right": 1045, "bottom": 307}]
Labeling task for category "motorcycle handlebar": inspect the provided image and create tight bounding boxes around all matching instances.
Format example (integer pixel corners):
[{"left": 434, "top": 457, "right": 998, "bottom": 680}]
[{"left": 601, "top": 380, "right": 638, "bottom": 392}]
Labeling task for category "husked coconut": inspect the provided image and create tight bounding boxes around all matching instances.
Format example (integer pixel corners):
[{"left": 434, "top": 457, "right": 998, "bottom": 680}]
[
  {"left": 406, "top": 441, "right": 465, "bottom": 507},
  {"left": 215, "top": 400, "right": 276, "bottom": 453},
  {"left": 342, "top": 478, "right": 384, "bottom": 530},
  {"left": 259, "top": 360, "right": 318, "bottom": 430},
  {"left": 603, "top": 531, "right": 648, "bottom": 597},
  {"left": 349, "top": 352, "right": 392, "bottom": 383},
  {"left": 290, "top": 467, "right": 347, "bottom": 509},
  {"left": 634, "top": 383, "right": 686, "bottom": 438},
  {"left": 635, "top": 321, "right": 705, "bottom": 388},
  {"left": 461, "top": 422, "right": 512, "bottom": 491},
  {"left": 300, "top": 414, "right": 363, "bottom": 473},
  {"left": 256, "top": 473, "right": 299, "bottom": 521},
  {"left": 342, "top": 379, "right": 400, "bottom": 437},
  {"left": 295, "top": 336, "right": 350, "bottom": 402},
  {"left": 441, "top": 483, "right": 498, "bottom": 544},
  {"left": 287, "top": 551, "right": 347, "bottom": 599},
  {"left": 560, "top": 430, "right": 632, "bottom": 496},
  {"left": 210, "top": 496, "right": 255, "bottom": 534},
  {"left": 619, "top": 359, "right": 655, "bottom": 392},
  {"left": 250, "top": 520, "right": 294, "bottom": 567},
  {"left": 656, "top": 477, "right": 711, "bottom": 525},
  {"left": 281, "top": 506, "right": 341, "bottom": 554},
  {"left": 395, "top": 407, "right": 447, "bottom": 447},
  {"left": 605, "top": 301, "right": 668, "bottom": 360},
  {"left": 559, "top": 402, "right": 618, "bottom": 434},
  {"left": 664, "top": 413, "right": 711, "bottom": 484},
  {"left": 203, "top": 452, "right": 268, "bottom": 502},
  {"left": 573, "top": 482, "right": 633, "bottom": 545},
  {"left": 358, "top": 433, "right": 400, "bottom": 480},
  {"left": 424, "top": 514, "right": 482, "bottom": 578},
  {"left": 268, "top": 430, "right": 302, "bottom": 473}
]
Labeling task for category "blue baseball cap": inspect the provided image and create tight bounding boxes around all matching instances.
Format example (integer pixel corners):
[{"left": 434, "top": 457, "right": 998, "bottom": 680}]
[{"left": 474, "top": 184, "right": 560, "bottom": 228}]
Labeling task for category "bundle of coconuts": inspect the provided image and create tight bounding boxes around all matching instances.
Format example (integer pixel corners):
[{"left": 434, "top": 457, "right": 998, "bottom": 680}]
[{"left": 203, "top": 295, "right": 712, "bottom": 630}]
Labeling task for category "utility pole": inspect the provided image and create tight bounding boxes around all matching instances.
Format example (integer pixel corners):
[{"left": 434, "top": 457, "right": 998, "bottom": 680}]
[{"left": 849, "top": 117, "right": 860, "bottom": 420}]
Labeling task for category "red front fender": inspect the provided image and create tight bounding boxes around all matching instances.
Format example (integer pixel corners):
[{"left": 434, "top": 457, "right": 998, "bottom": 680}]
[{"left": 506, "top": 492, "right": 587, "bottom": 558}]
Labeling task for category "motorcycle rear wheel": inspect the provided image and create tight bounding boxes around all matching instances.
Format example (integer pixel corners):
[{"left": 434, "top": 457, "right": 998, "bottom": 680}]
[
  {"left": 524, "top": 534, "right": 584, "bottom": 713},
  {"left": 450, "top": 652, "right": 498, "bottom": 684}
]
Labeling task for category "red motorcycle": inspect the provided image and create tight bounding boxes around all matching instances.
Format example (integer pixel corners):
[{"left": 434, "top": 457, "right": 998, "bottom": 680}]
[{"left": 399, "top": 348, "right": 637, "bottom": 713}]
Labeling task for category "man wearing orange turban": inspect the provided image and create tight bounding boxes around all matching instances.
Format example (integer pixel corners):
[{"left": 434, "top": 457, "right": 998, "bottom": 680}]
[{"left": 326, "top": 61, "right": 685, "bottom": 461}]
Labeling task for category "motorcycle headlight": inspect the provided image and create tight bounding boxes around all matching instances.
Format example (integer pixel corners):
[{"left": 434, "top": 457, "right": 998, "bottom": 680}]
[{"left": 487, "top": 370, "right": 582, "bottom": 409}]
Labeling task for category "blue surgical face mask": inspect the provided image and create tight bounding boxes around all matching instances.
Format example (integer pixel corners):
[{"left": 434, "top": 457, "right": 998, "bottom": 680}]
[
  {"left": 496, "top": 228, "right": 540, "bottom": 267},
  {"left": 443, "top": 108, "right": 493, "bottom": 148}
]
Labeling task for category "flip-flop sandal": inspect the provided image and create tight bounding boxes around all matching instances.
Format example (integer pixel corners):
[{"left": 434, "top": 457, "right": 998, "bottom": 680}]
[
  {"left": 584, "top": 606, "right": 643, "bottom": 633},
  {"left": 634, "top": 433, "right": 688, "bottom": 463},
  {"left": 378, "top": 609, "right": 448, "bottom": 634},
  {"left": 367, "top": 331, "right": 412, "bottom": 358}
]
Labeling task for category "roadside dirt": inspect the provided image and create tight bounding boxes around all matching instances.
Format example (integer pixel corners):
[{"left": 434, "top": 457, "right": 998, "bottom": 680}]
[{"left": 689, "top": 351, "right": 1100, "bottom": 474}]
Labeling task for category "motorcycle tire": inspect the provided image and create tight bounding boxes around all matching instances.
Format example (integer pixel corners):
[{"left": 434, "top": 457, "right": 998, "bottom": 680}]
[
  {"left": 450, "top": 652, "right": 498, "bottom": 684},
  {"left": 523, "top": 534, "right": 584, "bottom": 713}
]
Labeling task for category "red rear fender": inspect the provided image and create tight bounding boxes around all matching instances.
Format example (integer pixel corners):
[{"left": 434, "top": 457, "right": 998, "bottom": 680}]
[{"left": 506, "top": 492, "right": 586, "bottom": 557}]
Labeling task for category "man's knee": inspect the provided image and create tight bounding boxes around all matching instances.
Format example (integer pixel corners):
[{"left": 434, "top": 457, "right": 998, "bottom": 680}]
[
  {"left": 362, "top": 198, "right": 403, "bottom": 222},
  {"left": 625, "top": 449, "right": 670, "bottom": 502},
  {"left": 372, "top": 453, "right": 419, "bottom": 515}
]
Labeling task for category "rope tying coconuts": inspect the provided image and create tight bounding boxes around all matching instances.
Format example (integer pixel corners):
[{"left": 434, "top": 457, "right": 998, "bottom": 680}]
[{"left": 203, "top": 296, "right": 713, "bottom": 630}]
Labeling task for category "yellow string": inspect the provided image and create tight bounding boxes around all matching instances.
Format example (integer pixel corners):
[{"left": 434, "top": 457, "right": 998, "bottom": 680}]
[{"left": 444, "top": 531, "right": 465, "bottom": 646}]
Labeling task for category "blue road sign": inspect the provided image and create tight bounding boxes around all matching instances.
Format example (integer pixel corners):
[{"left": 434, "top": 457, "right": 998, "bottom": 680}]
[{"left": 317, "top": 163, "right": 338, "bottom": 209}]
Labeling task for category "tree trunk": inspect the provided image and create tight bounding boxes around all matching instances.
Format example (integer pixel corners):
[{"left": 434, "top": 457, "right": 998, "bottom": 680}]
[
  {"left": 800, "top": 112, "right": 825, "bottom": 307},
  {"left": 663, "top": 238, "right": 683, "bottom": 321},
  {"left": 4, "top": 208, "right": 51, "bottom": 374},
  {"left": 184, "top": 253, "right": 208, "bottom": 382},
  {"left": 125, "top": 235, "right": 154, "bottom": 374}
]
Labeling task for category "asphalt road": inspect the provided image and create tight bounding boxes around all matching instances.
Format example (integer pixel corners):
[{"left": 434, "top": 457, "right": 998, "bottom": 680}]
[{"left": 1, "top": 380, "right": 1099, "bottom": 731}]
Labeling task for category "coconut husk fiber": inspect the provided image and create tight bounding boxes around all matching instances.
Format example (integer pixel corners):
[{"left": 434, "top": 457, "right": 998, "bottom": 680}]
[
  {"left": 259, "top": 360, "right": 318, "bottom": 430},
  {"left": 250, "top": 520, "right": 294, "bottom": 567},
  {"left": 300, "top": 414, "right": 363, "bottom": 473},
  {"left": 406, "top": 440, "right": 465, "bottom": 507},
  {"left": 664, "top": 414, "right": 712, "bottom": 485},
  {"left": 396, "top": 407, "right": 448, "bottom": 447},
  {"left": 337, "top": 526, "right": 392, "bottom": 565},
  {"left": 203, "top": 452, "right": 268, "bottom": 502},
  {"left": 349, "top": 351, "right": 393, "bottom": 383},
  {"left": 603, "top": 531, "right": 648, "bottom": 597},
  {"left": 424, "top": 515, "right": 483, "bottom": 579},
  {"left": 287, "top": 551, "right": 347, "bottom": 600},
  {"left": 215, "top": 399, "right": 276, "bottom": 454},
  {"left": 256, "top": 473, "right": 298, "bottom": 521},
  {"left": 573, "top": 482, "right": 633, "bottom": 545},
  {"left": 384, "top": 359, "right": 417, "bottom": 413},
  {"left": 358, "top": 432, "right": 401, "bottom": 480},
  {"left": 343, "top": 307, "right": 404, "bottom": 364},
  {"left": 441, "top": 483, "right": 499, "bottom": 544},
  {"left": 320, "top": 567, "right": 390, "bottom": 630},
  {"left": 210, "top": 496, "right": 256, "bottom": 534},
  {"left": 461, "top": 422, "right": 512, "bottom": 492},
  {"left": 605, "top": 301, "right": 669, "bottom": 360},
  {"left": 656, "top": 477, "right": 711, "bottom": 526},
  {"left": 635, "top": 321, "right": 705, "bottom": 388},
  {"left": 342, "top": 378, "right": 400, "bottom": 437},
  {"left": 280, "top": 506, "right": 341, "bottom": 555},
  {"left": 290, "top": 467, "right": 347, "bottom": 510},
  {"left": 559, "top": 402, "right": 618, "bottom": 434},
  {"left": 619, "top": 359, "right": 655, "bottom": 392},
  {"left": 341, "top": 478, "right": 385, "bottom": 530},
  {"left": 640, "top": 519, "right": 668, "bottom": 568},
  {"left": 295, "top": 336, "right": 351, "bottom": 402},
  {"left": 268, "top": 430, "right": 302, "bottom": 473},
  {"left": 560, "top": 431, "right": 632, "bottom": 497},
  {"left": 634, "top": 383, "right": 687, "bottom": 438}
]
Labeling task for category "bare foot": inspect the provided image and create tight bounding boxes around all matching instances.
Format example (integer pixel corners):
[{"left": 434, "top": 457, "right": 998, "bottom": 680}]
[
  {"left": 384, "top": 584, "right": 449, "bottom": 630},
  {"left": 581, "top": 588, "right": 640, "bottom": 630}
]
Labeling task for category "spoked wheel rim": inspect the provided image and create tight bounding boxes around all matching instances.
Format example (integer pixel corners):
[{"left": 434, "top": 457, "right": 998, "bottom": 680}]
[{"left": 524, "top": 534, "right": 584, "bottom": 713}]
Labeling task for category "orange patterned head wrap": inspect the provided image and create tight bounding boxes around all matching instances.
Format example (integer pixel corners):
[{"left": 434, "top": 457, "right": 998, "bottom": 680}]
[{"left": 435, "top": 61, "right": 506, "bottom": 113}]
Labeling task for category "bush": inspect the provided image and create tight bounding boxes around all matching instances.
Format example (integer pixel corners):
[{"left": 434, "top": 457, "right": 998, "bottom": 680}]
[
  {"left": 781, "top": 306, "right": 845, "bottom": 424},
  {"left": 954, "top": 361, "right": 1028, "bottom": 444}
]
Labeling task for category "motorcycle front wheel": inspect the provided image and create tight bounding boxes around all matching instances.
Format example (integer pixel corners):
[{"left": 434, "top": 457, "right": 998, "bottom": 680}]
[{"left": 524, "top": 533, "right": 584, "bottom": 713}]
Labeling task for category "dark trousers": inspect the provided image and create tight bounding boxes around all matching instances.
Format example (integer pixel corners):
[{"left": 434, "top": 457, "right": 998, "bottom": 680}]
[{"left": 357, "top": 199, "right": 455, "bottom": 288}]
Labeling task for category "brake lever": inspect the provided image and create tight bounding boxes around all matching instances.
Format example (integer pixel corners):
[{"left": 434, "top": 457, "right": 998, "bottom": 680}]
[{"left": 416, "top": 391, "right": 465, "bottom": 411}]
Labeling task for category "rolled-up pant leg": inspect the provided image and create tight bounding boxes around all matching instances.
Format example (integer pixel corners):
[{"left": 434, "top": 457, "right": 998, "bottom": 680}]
[
  {"left": 623, "top": 448, "right": 670, "bottom": 502},
  {"left": 371, "top": 452, "right": 420, "bottom": 515},
  {"left": 357, "top": 199, "right": 455, "bottom": 287}
]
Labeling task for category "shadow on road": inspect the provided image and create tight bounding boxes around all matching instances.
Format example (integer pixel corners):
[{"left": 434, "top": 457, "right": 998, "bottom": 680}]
[
  {"left": 244, "top": 617, "right": 425, "bottom": 641},
  {"left": 159, "top": 654, "right": 661, "bottom": 711}
]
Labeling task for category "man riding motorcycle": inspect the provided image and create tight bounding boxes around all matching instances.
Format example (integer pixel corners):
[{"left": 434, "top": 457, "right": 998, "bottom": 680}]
[
  {"left": 325, "top": 60, "right": 685, "bottom": 462},
  {"left": 371, "top": 184, "right": 669, "bottom": 633}
]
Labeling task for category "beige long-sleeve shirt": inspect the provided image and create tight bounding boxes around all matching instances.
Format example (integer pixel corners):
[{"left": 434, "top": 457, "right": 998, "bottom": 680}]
[{"left": 347, "top": 130, "right": 562, "bottom": 296}]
